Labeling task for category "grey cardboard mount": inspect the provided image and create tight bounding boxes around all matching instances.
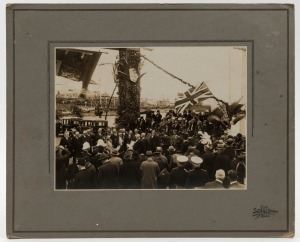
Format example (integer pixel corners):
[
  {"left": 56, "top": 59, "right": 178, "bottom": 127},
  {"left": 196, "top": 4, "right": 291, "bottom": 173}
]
[{"left": 6, "top": 4, "right": 294, "bottom": 238}]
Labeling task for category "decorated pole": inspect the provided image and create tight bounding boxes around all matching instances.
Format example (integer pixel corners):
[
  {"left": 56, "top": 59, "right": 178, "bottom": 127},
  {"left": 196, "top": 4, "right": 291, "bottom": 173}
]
[{"left": 115, "top": 48, "right": 142, "bottom": 129}]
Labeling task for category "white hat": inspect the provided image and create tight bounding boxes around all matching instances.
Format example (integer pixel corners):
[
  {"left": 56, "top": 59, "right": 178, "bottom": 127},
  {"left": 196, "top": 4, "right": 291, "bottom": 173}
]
[
  {"left": 177, "top": 155, "right": 188, "bottom": 163},
  {"left": 96, "top": 139, "right": 107, "bottom": 147},
  {"left": 191, "top": 156, "right": 203, "bottom": 164},
  {"left": 82, "top": 142, "right": 90, "bottom": 150}
]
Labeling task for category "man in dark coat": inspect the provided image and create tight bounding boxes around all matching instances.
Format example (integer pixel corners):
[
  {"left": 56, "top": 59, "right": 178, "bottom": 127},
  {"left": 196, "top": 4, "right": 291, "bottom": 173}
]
[
  {"left": 223, "top": 138, "right": 236, "bottom": 161},
  {"left": 236, "top": 152, "right": 246, "bottom": 184},
  {"left": 97, "top": 157, "right": 119, "bottom": 189},
  {"left": 59, "top": 131, "right": 72, "bottom": 158},
  {"left": 133, "top": 134, "right": 144, "bottom": 155},
  {"left": 71, "top": 131, "right": 83, "bottom": 159},
  {"left": 148, "top": 130, "right": 161, "bottom": 152},
  {"left": 185, "top": 156, "right": 209, "bottom": 188},
  {"left": 153, "top": 147, "right": 169, "bottom": 188},
  {"left": 168, "top": 155, "right": 188, "bottom": 189},
  {"left": 160, "top": 132, "right": 171, "bottom": 154},
  {"left": 139, "top": 116, "right": 147, "bottom": 132},
  {"left": 202, "top": 145, "right": 215, "bottom": 181},
  {"left": 72, "top": 158, "right": 96, "bottom": 189},
  {"left": 56, "top": 146, "right": 71, "bottom": 189},
  {"left": 213, "top": 143, "right": 231, "bottom": 175},
  {"left": 119, "top": 152, "right": 141, "bottom": 189}
]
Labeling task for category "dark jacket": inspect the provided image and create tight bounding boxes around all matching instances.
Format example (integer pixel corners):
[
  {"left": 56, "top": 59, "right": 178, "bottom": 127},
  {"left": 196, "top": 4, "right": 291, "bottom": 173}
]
[
  {"left": 185, "top": 168, "right": 209, "bottom": 188},
  {"left": 214, "top": 153, "right": 231, "bottom": 175},
  {"left": 72, "top": 165, "right": 96, "bottom": 189},
  {"left": 97, "top": 161, "right": 119, "bottom": 189},
  {"left": 119, "top": 158, "right": 141, "bottom": 189},
  {"left": 168, "top": 166, "right": 188, "bottom": 188}
]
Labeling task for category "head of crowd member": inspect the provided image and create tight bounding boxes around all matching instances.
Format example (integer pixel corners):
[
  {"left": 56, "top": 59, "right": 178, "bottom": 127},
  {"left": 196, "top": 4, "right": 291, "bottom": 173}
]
[
  {"left": 64, "top": 131, "right": 70, "bottom": 138},
  {"left": 235, "top": 133, "right": 242, "bottom": 141},
  {"left": 111, "top": 149, "right": 119, "bottom": 156},
  {"left": 151, "top": 129, "right": 156, "bottom": 136},
  {"left": 228, "top": 170, "right": 238, "bottom": 183},
  {"left": 156, "top": 147, "right": 163, "bottom": 154},
  {"left": 82, "top": 130, "right": 87, "bottom": 137},
  {"left": 168, "top": 146, "right": 175, "bottom": 154},
  {"left": 146, "top": 151, "right": 153, "bottom": 158},
  {"left": 92, "top": 147, "right": 99, "bottom": 156},
  {"left": 141, "top": 133, "right": 146, "bottom": 139},
  {"left": 134, "top": 128, "right": 139, "bottom": 135},
  {"left": 177, "top": 155, "right": 188, "bottom": 167},
  {"left": 135, "top": 133, "right": 141, "bottom": 140},
  {"left": 106, "top": 127, "right": 111, "bottom": 135},
  {"left": 128, "top": 130, "right": 133, "bottom": 136},
  {"left": 237, "top": 151, "right": 246, "bottom": 162},
  {"left": 204, "top": 144, "right": 213, "bottom": 153},
  {"left": 226, "top": 138, "right": 234, "bottom": 147},
  {"left": 123, "top": 151, "right": 132, "bottom": 161},
  {"left": 112, "top": 129, "right": 118, "bottom": 136},
  {"left": 86, "top": 129, "right": 91, "bottom": 135},
  {"left": 139, "top": 153, "right": 147, "bottom": 162},
  {"left": 215, "top": 169, "right": 226, "bottom": 182},
  {"left": 75, "top": 131, "right": 80, "bottom": 138},
  {"left": 77, "top": 158, "right": 86, "bottom": 170},
  {"left": 132, "top": 151, "right": 139, "bottom": 161},
  {"left": 157, "top": 110, "right": 160, "bottom": 114},
  {"left": 191, "top": 156, "right": 203, "bottom": 168}
]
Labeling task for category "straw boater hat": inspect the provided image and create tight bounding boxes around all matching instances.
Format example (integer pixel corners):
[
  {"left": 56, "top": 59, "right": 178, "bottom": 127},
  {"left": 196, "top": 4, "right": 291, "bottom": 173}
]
[{"left": 191, "top": 156, "right": 203, "bottom": 164}]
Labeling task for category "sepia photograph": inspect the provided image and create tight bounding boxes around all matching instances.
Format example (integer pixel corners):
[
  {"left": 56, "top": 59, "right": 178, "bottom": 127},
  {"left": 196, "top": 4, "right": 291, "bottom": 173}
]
[{"left": 55, "top": 46, "right": 247, "bottom": 190}]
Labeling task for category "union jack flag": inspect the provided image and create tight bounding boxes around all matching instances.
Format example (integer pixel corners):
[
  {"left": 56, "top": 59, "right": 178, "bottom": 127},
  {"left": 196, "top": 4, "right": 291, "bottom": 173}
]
[{"left": 175, "top": 82, "right": 214, "bottom": 113}]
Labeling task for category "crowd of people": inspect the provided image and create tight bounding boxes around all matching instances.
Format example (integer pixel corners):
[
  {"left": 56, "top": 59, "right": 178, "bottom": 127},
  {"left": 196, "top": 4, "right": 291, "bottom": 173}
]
[{"left": 56, "top": 109, "right": 246, "bottom": 190}]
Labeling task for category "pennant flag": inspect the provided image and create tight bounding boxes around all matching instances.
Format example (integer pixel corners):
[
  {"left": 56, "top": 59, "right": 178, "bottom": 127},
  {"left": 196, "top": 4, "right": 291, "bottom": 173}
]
[
  {"left": 233, "top": 113, "right": 246, "bottom": 125},
  {"left": 175, "top": 82, "right": 214, "bottom": 113},
  {"left": 227, "top": 98, "right": 244, "bottom": 118}
]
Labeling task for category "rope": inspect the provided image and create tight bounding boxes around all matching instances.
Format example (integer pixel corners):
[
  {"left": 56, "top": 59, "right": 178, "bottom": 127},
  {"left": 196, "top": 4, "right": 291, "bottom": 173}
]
[
  {"left": 141, "top": 55, "right": 230, "bottom": 119},
  {"left": 141, "top": 55, "right": 195, "bottom": 88}
]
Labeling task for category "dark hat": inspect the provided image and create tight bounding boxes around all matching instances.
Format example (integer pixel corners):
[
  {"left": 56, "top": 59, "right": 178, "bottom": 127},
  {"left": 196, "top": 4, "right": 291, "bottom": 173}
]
[
  {"left": 77, "top": 158, "right": 86, "bottom": 166},
  {"left": 226, "top": 138, "right": 234, "bottom": 144}
]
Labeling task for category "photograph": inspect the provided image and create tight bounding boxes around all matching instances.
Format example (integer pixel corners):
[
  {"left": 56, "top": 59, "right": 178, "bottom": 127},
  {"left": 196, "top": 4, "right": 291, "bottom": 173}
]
[{"left": 55, "top": 46, "right": 247, "bottom": 190}]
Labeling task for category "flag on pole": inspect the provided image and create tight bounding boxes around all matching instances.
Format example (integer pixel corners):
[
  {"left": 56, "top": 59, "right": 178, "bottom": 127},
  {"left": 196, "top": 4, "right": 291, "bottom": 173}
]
[{"left": 175, "top": 82, "right": 214, "bottom": 113}]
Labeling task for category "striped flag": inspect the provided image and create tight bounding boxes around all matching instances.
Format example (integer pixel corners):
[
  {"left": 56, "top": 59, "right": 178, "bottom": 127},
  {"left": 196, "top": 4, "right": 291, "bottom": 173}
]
[{"left": 175, "top": 82, "right": 214, "bottom": 113}]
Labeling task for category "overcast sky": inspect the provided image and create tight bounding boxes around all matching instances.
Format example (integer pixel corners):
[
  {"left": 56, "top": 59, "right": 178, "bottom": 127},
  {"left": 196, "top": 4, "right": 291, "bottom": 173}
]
[{"left": 56, "top": 46, "right": 247, "bottom": 103}]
